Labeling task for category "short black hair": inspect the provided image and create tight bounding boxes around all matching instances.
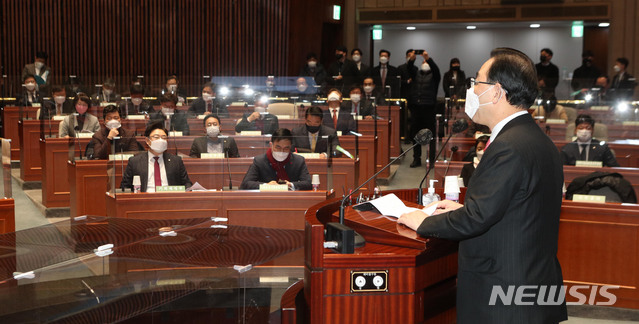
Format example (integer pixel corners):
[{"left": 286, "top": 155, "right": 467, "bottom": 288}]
[
  {"left": 336, "top": 46, "right": 347, "bottom": 53},
  {"left": 159, "top": 93, "right": 178, "bottom": 104},
  {"left": 165, "top": 75, "right": 178, "bottom": 83},
  {"left": 476, "top": 135, "right": 490, "bottom": 146},
  {"left": 582, "top": 50, "right": 594, "bottom": 58},
  {"left": 271, "top": 128, "right": 292, "bottom": 143},
  {"left": 450, "top": 58, "right": 460, "bottom": 65},
  {"left": 405, "top": 49, "right": 414, "bottom": 56},
  {"left": 349, "top": 85, "right": 363, "bottom": 94},
  {"left": 202, "top": 82, "right": 217, "bottom": 92},
  {"left": 575, "top": 114, "right": 595, "bottom": 127},
  {"left": 35, "top": 51, "right": 48, "bottom": 59},
  {"left": 488, "top": 47, "right": 538, "bottom": 109},
  {"left": 130, "top": 84, "right": 145, "bottom": 95},
  {"left": 305, "top": 106, "right": 323, "bottom": 119},
  {"left": 306, "top": 52, "right": 318, "bottom": 60},
  {"left": 379, "top": 49, "right": 390, "bottom": 56},
  {"left": 203, "top": 114, "right": 220, "bottom": 126},
  {"left": 617, "top": 57, "right": 629, "bottom": 68},
  {"left": 23, "top": 73, "right": 36, "bottom": 83},
  {"left": 103, "top": 104, "right": 120, "bottom": 120},
  {"left": 103, "top": 78, "right": 116, "bottom": 88},
  {"left": 145, "top": 121, "right": 168, "bottom": 137},
  {"left": 541, "top": 48, "right": 553, "bottom": 56},
  {"left": 351, "top": 48, "right": 362, "bottom": 55},
  {"left": 72, "top": 94, "right": 92, "bottom": 109},
  {"left": 50, "top": 85, "right": 65, "bottom": 95}
]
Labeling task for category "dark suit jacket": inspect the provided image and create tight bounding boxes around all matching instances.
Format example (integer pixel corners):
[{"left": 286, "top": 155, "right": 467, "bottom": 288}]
[
  {"left": 369, "top": 64, "right": 401, "bottom": 98},
  {"left": 327, "top": 59, "right": 359, "bottom": 93},
  {"left": 609, "top": 72, "right": 637, "bottom": 100},
  {"left": 560, "top": 139, "right": 619, "bottom": 167},
  {"left": 291, "top": 125, "right": 339, "bottom": 154},
  {"left": 118, "top": 100, "right": 153, "bottom": 118},
  {"left": 38, "top": 99, "right": 74, "bottom": 120},
  {"left": 239, "top": 153, "right": 312, "bottom": 190},
  {"left": 189, "top": 136, "right": 239, "bottom": 158},
  {"left": 18, "top": 90, "right": 43, "bottom": 107},
  {"left": 187, "top": 98, "right": 229, "bottom": 117},
  {"left": 88, "top": 126, "right": 141, "bottom": 160},
  {"left": 22, "top": 63, "right": 52, "bottom": 89},
  {"left": 417, "top": 114, "right": 567, "bottom": 323},
  {"left": 322, "top": 108, "right": 356, "bottom": 134},
  {"left": 120, "top": 151, "right": 192, "bottom": 192},
  {"left": 148, "top": 110, "right": 190, "bottom": 135},
  {"left": 92, "top": 92, "right": 121, "bottom": 105},
  {"left": 341, "top": 100, "right": 374, "bottom": 118},
  {"left": 235, "top": 113, "right": 279, "bottom": 135}
]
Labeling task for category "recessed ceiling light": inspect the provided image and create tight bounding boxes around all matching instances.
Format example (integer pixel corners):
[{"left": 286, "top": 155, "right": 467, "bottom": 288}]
[
  {"left": 599, "top": 22, "right": 610, "bottom": 27},
  {"left": 530, "top": 24, "right": 541, "bottom": 28},
  {"left": 466, "top": 26, "right": 476, "bottom": 30},
  {"left": 406, "top": 26, "right": 416, "bottom": 30}
]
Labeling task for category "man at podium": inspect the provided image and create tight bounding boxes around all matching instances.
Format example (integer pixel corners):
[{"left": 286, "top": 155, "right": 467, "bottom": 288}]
[{"left": 399, "top": 48, "right": 567, "bottom": 324}]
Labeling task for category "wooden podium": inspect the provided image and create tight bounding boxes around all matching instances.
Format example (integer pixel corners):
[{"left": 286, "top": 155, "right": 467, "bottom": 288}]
[{"left": 298, "top": 189, "right": 458, "bottom": 324}]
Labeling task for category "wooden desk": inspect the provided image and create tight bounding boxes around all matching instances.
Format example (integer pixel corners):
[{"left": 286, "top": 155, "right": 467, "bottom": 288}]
[
  {"left": 19, "top": 120, "right": 60, "bottom": 182},
  {"left": 2, "top": 106, "right": 39, "bottom": 160},
  {"left": 70, "top": 157, "right": 357, "bottom": 217},
  {"left": 0, "top": 199, "right": 15, "bottom": 234},
  {"left": 106, "top": 190, "right": 329, "bottom": 230},
  {"left": 40, "top": 137, "right": 93, "bottom": 208},
  {"left": 303, "top": 190, "right": 458, "bottom": 323}
]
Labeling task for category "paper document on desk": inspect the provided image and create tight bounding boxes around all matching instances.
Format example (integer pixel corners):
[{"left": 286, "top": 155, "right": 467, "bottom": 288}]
[
  {"left": 354, "top": 193, "right": 423, "bottom": 218},
  {"left": 187, "top": 182, "right": 208, "bottom": 191}
]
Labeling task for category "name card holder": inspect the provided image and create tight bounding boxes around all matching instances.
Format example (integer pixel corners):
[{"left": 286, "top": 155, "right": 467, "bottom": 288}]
[
  {"left": 127, "top": 115, "right": 145, "bottom": 120},
  {"left": 259, "top": 183, "right": 288, "bottom": 192},
  {"left": 31, "top": 103, "right": 41, "bottom": 108},
  {"left": 99, "top": 102, "right": 111, "bottom": 107},
  {"left": 575, "top": 160, "right": 603, "bottom": 168},
  {"left": 295, "top": 153, "right": 321, "bottom": 159},
  {"left": 169, "top": 131, "right": 183, "bottom": 137},
  {"left": 155, "top": 185, "right": 186, "bottom": 192},
  {"left": 109, "top": 154, "right": 134, "bottom": 161},
  {"left": 590, "top": 106, "right": 610, "bottom": 111},
  {"left": 277, "top": 115, "right": 292, "bottom": 120},
  {"left": 622, "top": 121, "right": 639, "bottom": 126},
  {"left": 77, "top": 132, "right": 94, "bottom": 138},
  {"left": 197, "top": 114, "right": 207, "bottom": 119},
  {"left": 241, "top": 131, "right": 262, "bottom": 136},
  {"left": 52, "top": 115, "right": 65, "bottom": 121},
  {"left": 336, "top": 131, "right": 342, "bottom": 136},
  {"left": 572, "top": 194, "right": 606, "bottom": 204},
  {"left": 546, "top": 119, "right": 566, "bottom": 124},
  {"left": 201, "top": 153, "right": 225, "bottom": 159}
]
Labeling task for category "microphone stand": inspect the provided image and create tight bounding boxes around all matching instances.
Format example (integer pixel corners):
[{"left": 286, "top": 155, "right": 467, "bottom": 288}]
[
  {"left": 223, "top": 137, "right": 232, "bottom": 190},
  {"left": 443, "top": 146, "right": 458, "bottom": 178}
]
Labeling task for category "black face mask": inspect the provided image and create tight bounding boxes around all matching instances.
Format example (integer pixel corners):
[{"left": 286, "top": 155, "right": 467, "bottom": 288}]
[
  {"left": 306, "top": 124, "right": 320, "bottom": 133},
  {"left": 540, "top": 55, "right": 547, "bottom": 63},
  {"left": 451, "top": 66, "right": 460, "bottom": 71},
  {"left": 583, "top": 58, "right": 592, "bottom": 66},
  {"left": 335, "top": 53, "right": 344, "bottom": 60},
  {"left": 543, "top": 100, "right": 557, "bottom": 113}
]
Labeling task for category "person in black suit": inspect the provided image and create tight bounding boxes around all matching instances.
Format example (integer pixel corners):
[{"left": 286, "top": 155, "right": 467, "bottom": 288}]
[
  {"left": 162, "top": 75, "right": 187, "bottom": 104},
  {"left": 560, "top": 114, "right": 619, "bottom": 167},
  {"left": 326, "top": 46, "right": 359, "bottom": 94},
  {"left": 239, "top": 128, "right": 312, "bottom": 190},
  {"left": 351, "top": 48, "right": 369, "bottom": 83},
  {"left": 187, "top": 82, "right": 229, "bottom": 117},
  {"left": 399, "top": 48, "right": 567, "bottom": 324},
  {"left": 369, "top": 49, "right": 400, "bottom": 98},
  {"left": 289, "top": 77, "right": 317, "bottom": 102},
  {"left": 148, "top": 93, "right": 190, "bottom": 135},
  {"left": 362, "top": 77, "right": 384, "bottom": 106},
  {"left": 120, "top": 122, "right": 191, "bottom": 192},
  {"left": 18, "top": 74, "right": 43, "bottom": 107},
  {"left": 609, "top": 57, "right": 637, "bottom": 101},
  {"left": 535, "top": 48, "right": 559, "bottom": 98},
  {"left": 322, "top": 89, "right": 356, "bottom": 134},
  {"left": 119, "top": 84, "right": 153, "bottom": 117},
  {"left": 291, "top": 106, "right": 338, "bottom": 156},
  {"left": 442, "top": 57, "right": 467, "bottom": 99},
  {"left": 189, "top": 114, "right": 239, "bottom": 158},
  {"left": 235, "top": 96, "right": 279, "bottom": 135},
  {"left": 22, "top": 51, "right": 51, "bottom": 93},
  {"left": 88, "top": 105, "right": 140, "bottom": 159},
  {"left": 38, "top": 85, "right": 74, "bottom": 120},
  {"left": 571, "top": 50, "right": 602, "bottom": 100},
  {"left": 342, "top": 85, "right": 374, "bottom": 119},
  {"left": 299, "top": 52, "right": 328, "bottom": 91},
  {"left": 92, "top": 78, "right": 121, "bottom": 105}
]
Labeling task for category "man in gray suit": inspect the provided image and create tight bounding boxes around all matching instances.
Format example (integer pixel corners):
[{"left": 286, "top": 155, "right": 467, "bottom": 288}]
[
  {"left": 399, "top": 48, "right": 567, "bottom": 324},
  {"left": 240, "top": 128, "right": 311, "bottom": 190},
  {"left": 22, "top": 51, "right": 52, "bottom": 93},
  {"left": 120, "top": 122, "right": 192, "bottom": 192}
]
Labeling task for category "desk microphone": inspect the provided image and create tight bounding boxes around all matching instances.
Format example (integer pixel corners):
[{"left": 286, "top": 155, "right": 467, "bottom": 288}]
[
  {"left": 326, "top": 128, "right": 433, "bottom": 254},
  {"left": 73, "top": 125, "right": 84, "bottom": 160},
  {"left": 443, "top": 146, "right": 458, "bottom": 178},
  {"left": 221, "top": 136, "right": 232, "bottom": 190},
  {"left": 417, "top": 119, "right": 468, "bottom": 205}
]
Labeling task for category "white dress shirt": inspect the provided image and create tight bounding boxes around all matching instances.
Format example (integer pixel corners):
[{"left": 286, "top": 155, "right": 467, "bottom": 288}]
[
  {"left": 146, "top": 151, "right": 168, "bottom": 192},
  {"left": 489, "top": 110, "right": 529, "bottom": 144}
]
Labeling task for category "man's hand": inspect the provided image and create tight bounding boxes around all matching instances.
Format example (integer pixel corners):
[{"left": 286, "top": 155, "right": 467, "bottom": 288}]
[
  {"left": 432, "top": 199, "right": 463, "bottom": 215},
  {"left": 364, "top": 115, "right": 373, "bottom": 120},
  {"left": 248, "top": 111, "right": 260, "bottom": 122},
  {"left": 397, "top": 210, "right": 428, "bottom": 231},
  {"left": 107, "top": 128, "right": 119, "bottom": 140},
  {"left": 422, "top": 51, "right": 430, "bottom": 61},
  {"left": 267, "top": 180, "right": 279, "bottom": 185}
]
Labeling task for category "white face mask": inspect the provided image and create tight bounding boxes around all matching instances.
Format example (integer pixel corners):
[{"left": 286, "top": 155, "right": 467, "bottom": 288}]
[
  {"left": 465, "top": 85, "right": 494, "bottom": 120},
  {"left": 379, "top": 56, "right": 389, "bottom": 64},
  {"left": 327, "top": 92, "right": 341, "bottom": 102},
  {"left": 576, "top": 129, "right": 592, "bottom": 142},
  {"left": 297, "top": 84, "right": 308, "bottom": 92},
  {"left": 150, "top": 138, "right": 168, "bottom": 153},
  {"left": 350, "top": 94, "right": 361, "bottom": 103},
  {"left": 363, "top": 85, "right": 374, "bottom": 93},
  {"left": 352, "top": 54, "right": 361, "bottom": 62},
  {"left": 25, "top": 83, "right": 36, "bottom": 91},
  {"left": 254, "top": 106, "right": 266, "bottom": 114},
  {"left": 202, "top": 93, "right": 213, "bottom": 102},
  {"left": 613, "top": 65, "right": 621, "bottom": 73},
  {"left": 103, "top": 89, "right": 113, "bottom": 96},
  {"left": 307, "top": 61, "right": 317, "bottom": 68},
  {"left": 106, "top": 119, "right": 121, "bottom": 130},
  {"left": 54, "top": 96, "right": 66, "bottom": 104},
  {"left": 272, "top": 151, "right": 289, "bottom": 162},
  {"left": 476, "top": 150, "right": 484, "bottom": 160},
  {"left": 421, "top": 63, "right": 431, "bottom": 72},
  {"left": 161, "top": 107, "right": 174, "bottom": 115},
  {"left": 34, "top": 61, "right": 44, "bottom": 69},
  {"left": 167, "top": 84, "right": 177, "bottom": 92},
  {"left": 206, "top": 125, "right": 220, "bottom": 138},
  {"left": 131, "top": 97, "right": 143, "bottom": 106}
]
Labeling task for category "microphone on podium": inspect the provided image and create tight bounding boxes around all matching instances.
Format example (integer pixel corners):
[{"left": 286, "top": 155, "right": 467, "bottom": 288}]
[
  {"left": 325, "top": 128, "right": 433, "bottom": 254},
  {"left": 417, "top": 119, "right": 468, "bottom": 205}
]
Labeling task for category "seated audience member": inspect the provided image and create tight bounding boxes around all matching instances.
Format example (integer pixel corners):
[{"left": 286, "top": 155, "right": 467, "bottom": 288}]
[
  {"left": 362, "top": 77, "right": 383, "bottom": 106},
  {"left": 290, "top": 77, "right": 317, "bottom": 102},
  {"left": 120, "top": 122, "right": 192, "bottom": 192},
  {"left": 323, "top": 89, "right": 356, "bottom": 134},
  {"left": 235, "top": 95, "right": 279, "bottom": 135},
  {"left": 65, "top": 75, "right": 85, "bottom": 96},
  {"left": 189, "top": 114, "right": 239, "bottom": 158},
  {"left": 560, "top": 115, "right": 619, "bottom": 167},
  {"left": 19, "top": 74, "right": 43, "bottom": 106},
  {"left": 59, "top": 94, "right": 100, "bottom": 138},
  {"left": 148, "top": 93, "right": 190, "bottom": 135},
  {"left": 39, "top": 85, "right": 73, "bottom": 120},
  {"left": 88, "top": 105, "right": 140, "bottom": 159},
  {"left": 343, "top": 85, "right": 374, "bottom": 119},
  {"left": 263, "top": 75, "right": 283, "bottom": 98},
  {"left": 460, "top": 135, "right": 489, "bottom": 187},
  {"left": 162, "top": 75, "right": 186, "bottom": 103},
  {"left": 120, "top": 84, "right": 153, "bottom": 117},
  {"left": 532, "top": 94, "right": 568, "bottom": 122},
  {"left": 93, "top": 78, "right": 120, "bottom": 104},
  {"left": 291, "top": 106, "right": 338, "bottom": 156},
  {"left": 239, "top": 128, "right": 312, "bottom": 190},
  {"left": 187, "top": 82, "right": 229, "bottom": 117}
]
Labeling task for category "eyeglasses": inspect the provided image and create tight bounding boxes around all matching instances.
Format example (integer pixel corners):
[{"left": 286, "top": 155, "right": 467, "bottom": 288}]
[
  {"left": 467, "top": 77, "right": 496, "bottom": 89},
  {"left": 149, "top": 135, "right": 168, "bottom": 140}
]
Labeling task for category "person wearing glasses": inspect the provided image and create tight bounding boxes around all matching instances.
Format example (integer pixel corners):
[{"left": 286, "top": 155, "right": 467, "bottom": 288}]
[{"left": 120, "top": 122, "right": 191, "bottom": 192}]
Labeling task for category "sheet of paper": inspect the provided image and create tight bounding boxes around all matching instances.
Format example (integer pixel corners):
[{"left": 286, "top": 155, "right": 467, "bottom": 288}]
[
  {"left": 367, "top": 193, "right": 420, "bottom": 218},
  {"left": 188, "top": 182, "right": 207, "bottom": 191}
]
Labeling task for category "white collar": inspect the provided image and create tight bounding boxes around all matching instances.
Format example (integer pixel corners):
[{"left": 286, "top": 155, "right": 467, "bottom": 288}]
[{"left": 489, "top": 110, "right": 528, "bottom": 144}]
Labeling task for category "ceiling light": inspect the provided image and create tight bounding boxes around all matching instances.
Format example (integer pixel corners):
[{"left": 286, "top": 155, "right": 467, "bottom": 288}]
[
  {"left": 599, "top": 22, "right": 610, "bottom": 27},
  {"left": 466, "top": 26, "right": 476, "bottom": 30},
  {"left": 530, "top": 24, "right": 540, "bottom": 28},
  {"left": 406, "top": 26, "right": 416, "bottom": 30}
]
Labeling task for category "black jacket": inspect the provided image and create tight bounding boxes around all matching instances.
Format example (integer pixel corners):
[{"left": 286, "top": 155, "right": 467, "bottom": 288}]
[{"left": 566, "top": 171, "right": 636, "bottom": 203}]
